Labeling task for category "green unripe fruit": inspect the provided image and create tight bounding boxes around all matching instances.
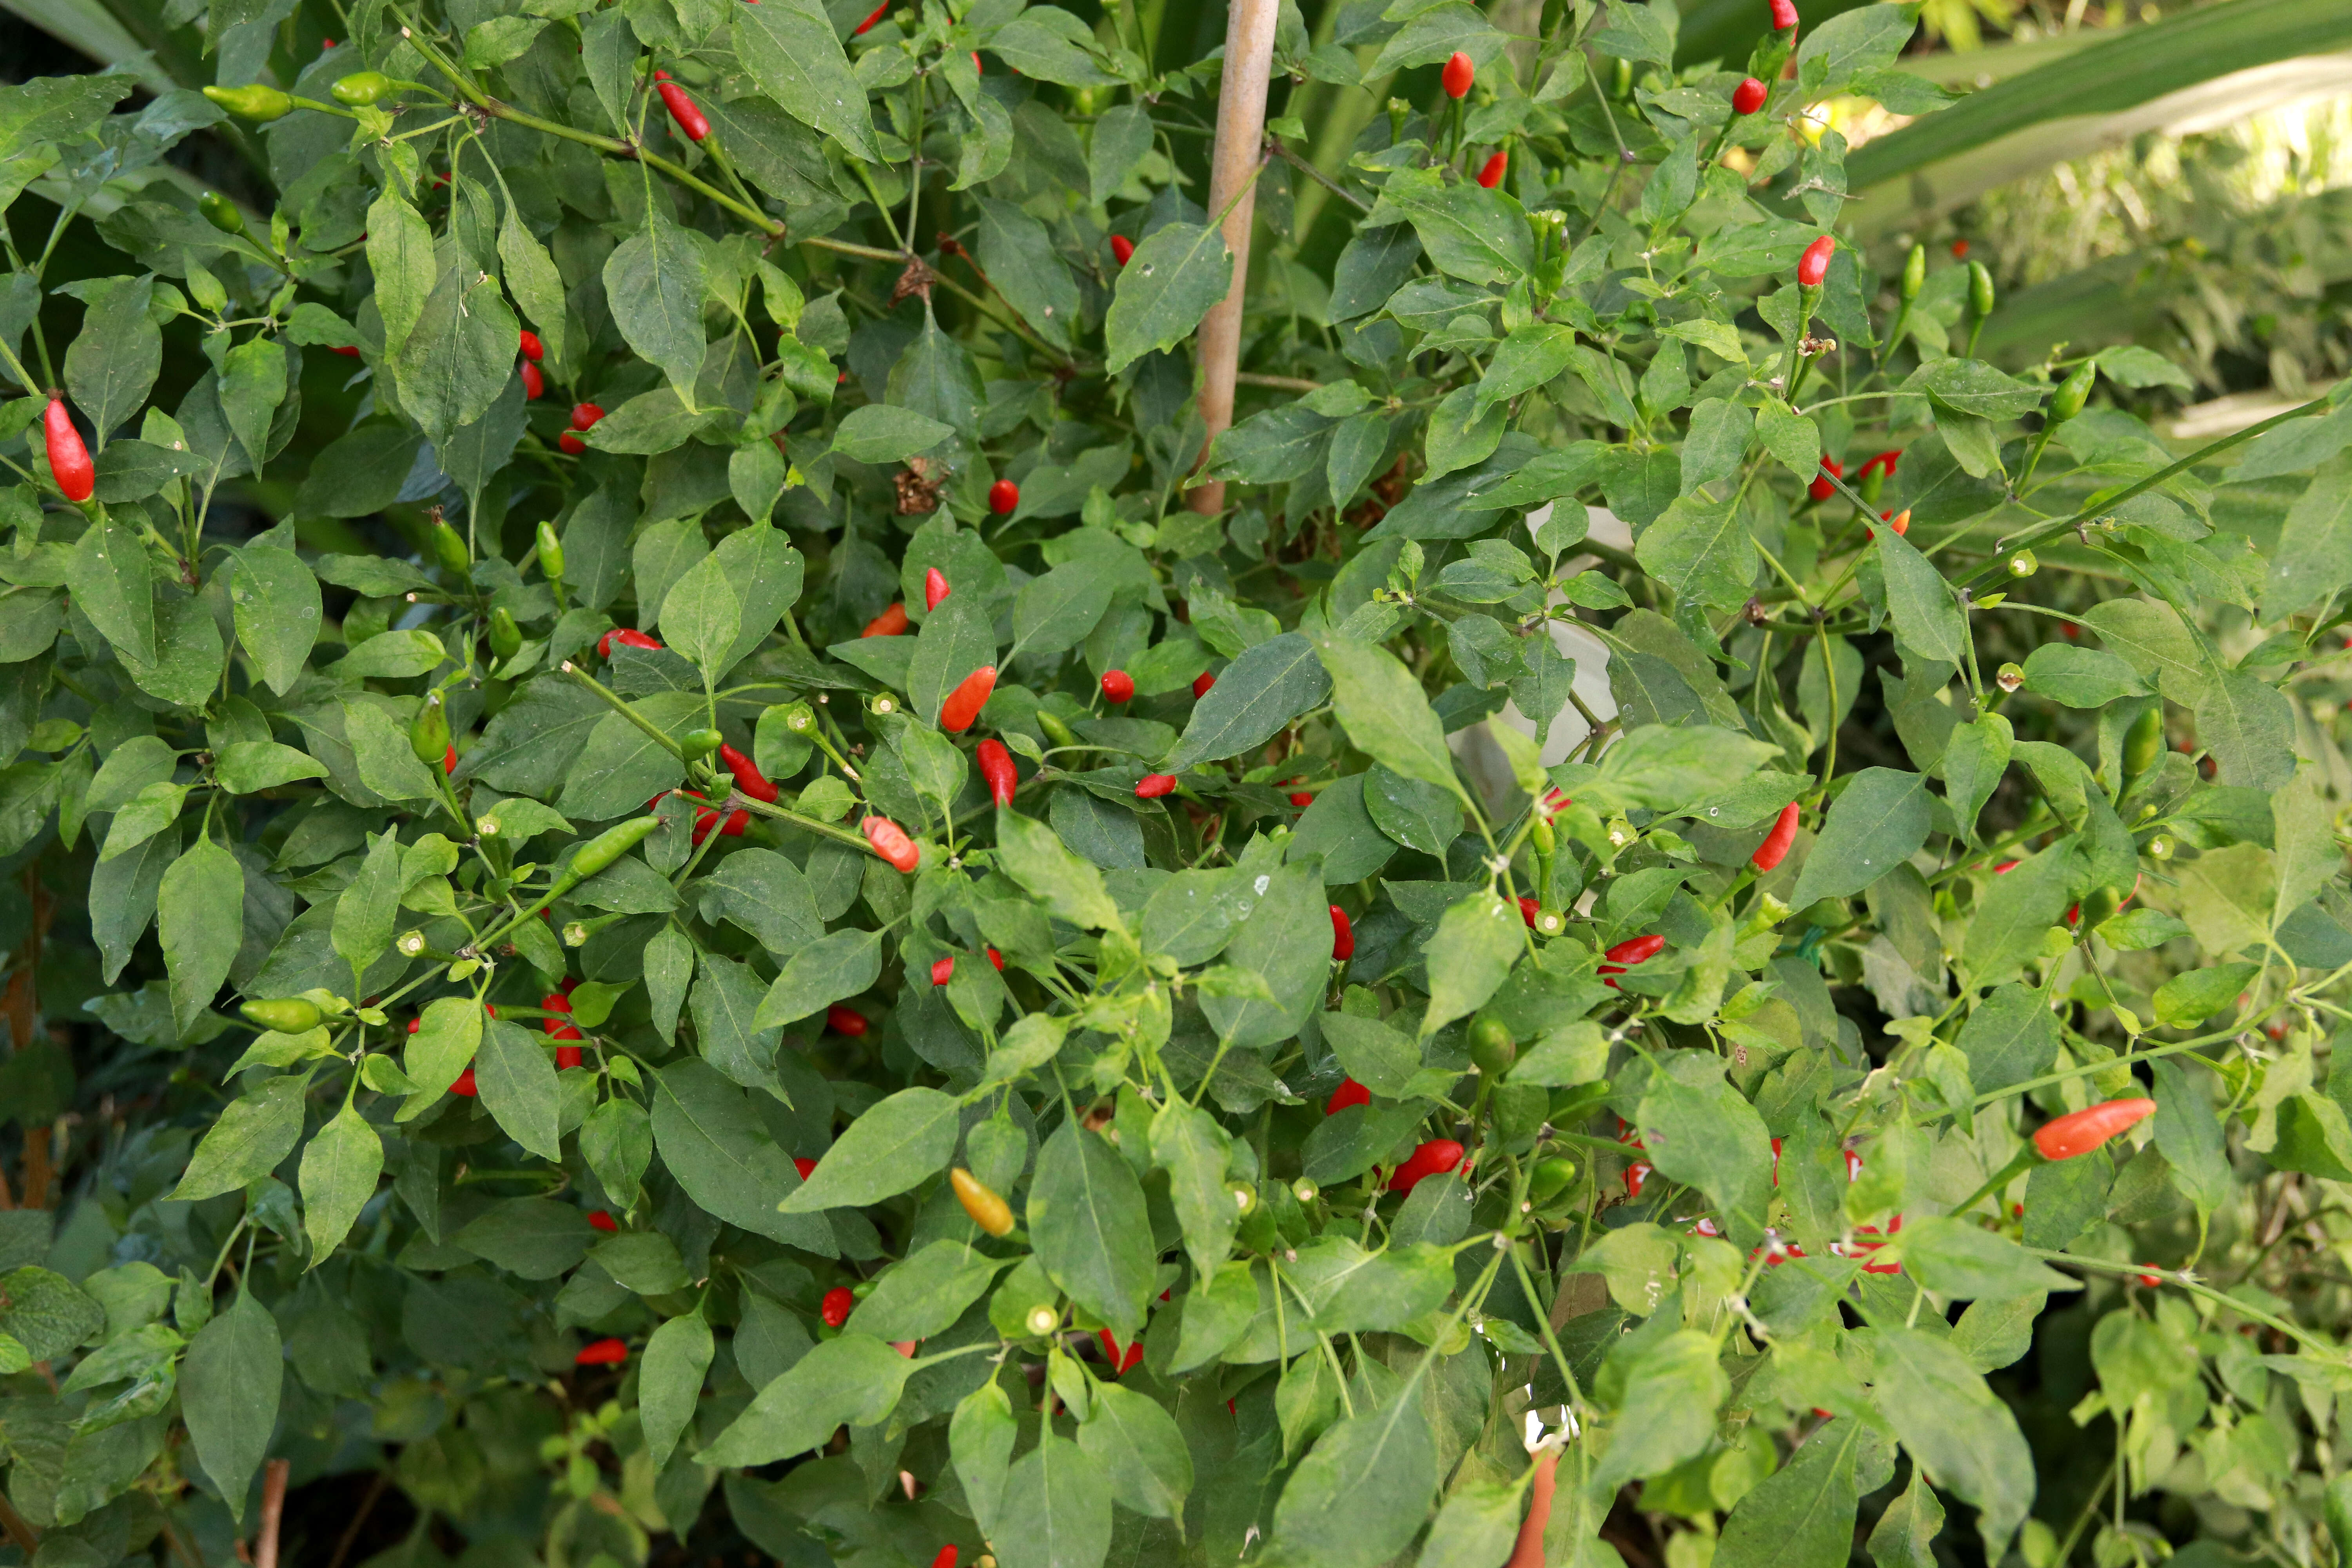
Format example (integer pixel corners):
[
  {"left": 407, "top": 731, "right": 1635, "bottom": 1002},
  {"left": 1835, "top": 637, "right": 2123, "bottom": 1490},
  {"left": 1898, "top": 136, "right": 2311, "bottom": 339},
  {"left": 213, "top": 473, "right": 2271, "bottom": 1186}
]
[
  {"left": 537, "top": 520, "right": 564, "bottom": 581},
  {"left": 331, "top": 71, "right": 393, "bottom": 105},
  {"left": 198, "top": 191, "right": 245, "bottom": 236},
  {"left": 1610, "top": 57, "right": 1632, "bottom": 97},
  {"left": 1531, "top": 818, "right": 1555, "bottom": 856},
  {"left": 409, "top": 692, "right": 450, "bottom": 764},
  {"left": 240, "top": 996, "right": 323, "bottom": 1034},
  {"left": 1469, "top": 1015, "right": 1517, "bottom": 1076},
  {"left": 776, "top": 701, "right": 817, "bottom": 735},
  {"left": 2050, "top": 359, "right": 2096, "bottom": 424},
  {"left": 488, "top": 607, "right": 522, "bottom": 659},
  {"left": 1858, "top": 465, "right": 1884, "bottom": 504},
  {"left": 1995, "top": 661, "right": 2025, "bottom": 693},
  {"left": 2144, "top": 832, "right": 2174, "bottom": 860},
  {"left": 1529, "top": 1156, "right": 1578, "bottom": 1205},
  {"left": 1038, "top": 711, "right": 1079, "bottom": 748},
  {"left": 681, "top": 728, "right": 723, "bottom": 762},
  {"left": 430, "top": 521, "right": 471, "bottom": 579},
  {"left": 2006, "top": 549, "right": 2038, "bottom": 578},
  {"left": 1967, "top": 260, "right": 1996, "bottom": 321},
  {"left": 1900, "top": 242, "right": 1925, "bottom": 302},
  {"left": 2122, "top": 703, "right": 2164, "bottom": 784},
  {"left": 203, "top": 83, "right": 292, "bottom": 121}
]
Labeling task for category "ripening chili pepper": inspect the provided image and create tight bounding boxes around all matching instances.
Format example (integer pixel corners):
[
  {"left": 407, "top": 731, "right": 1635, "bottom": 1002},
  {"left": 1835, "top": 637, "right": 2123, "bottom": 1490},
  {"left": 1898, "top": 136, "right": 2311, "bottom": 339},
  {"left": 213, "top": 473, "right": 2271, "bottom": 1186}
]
[
  {"left": 821, "top": 1287, "right": 855, "bottom": 1327},
  {"left": 931, "top": 956, "right": 955, "bottom": 986},
  {"left": 575, "top": 1337, "right": 629, "bottom": 1367},
  {"left": 1192, "top": 671, "right": 1215, "bottom": 698},
  {"left": 1883, "top": 509, "right": 1911, "bottom": 536},
  {"left": 864, "top": 602, "right": 911, "bottom": 637},
  {"left": 1441, "top": 50, "right": 1474, "bottom": 98},
  {"left": 1096, "top": 1329, "right": 1143, "bottom": 1376},
  {"left": 1389, "top": 1138, "right": 1465, "bottom": 1194},
  {"left": 330, "top": 342, "right": 361, "bottom": 358},
  {"left": 2032, "top": 1098, "right": 2154, "bottom": 1162},
  {"left": 597, "top": 627, "right": 662, "bottom": 658},
  {"left": 940, "top": 665, "right": 998, "bottom": 732},
  {"left": 924, "top": 567, "right": 951, "bottom": 611},
  {"left": 1809, "top": 456, "right": 1842, "bottom": 501},
  {"left": 977, "top": 739, "right": 1017, "bottom": 805},
  {"left": 1731, "top": 76, "right": 1766, "bottom": 116},
  {"left": 653, "top": 71, "right": 710, "bottom": 141},
  {"left": 241, "top": 997, "right": 324, "bottom": 1033},
  {"left": 452, "top": 1067, "right": 479, "bottom": 1097},
  {"left": 1476, "top": 151, "right": 1507, "bottom": 188},
  {"left": 1505, "top": 1448, "right": 1559, "bottom": 1568},
  {"left": 442, "top": 745, "right": 457, "bottom": 775},
  {"left": 852, "top": 0, "right": 888, "bottom": 31},
  {"left": 951, "top": 1168, "right": 1016, "bottom": 1236},
  {"left": 571, "top": 401, "right": 605, "bottom": 430},
  {"left": 588, "top": 1211, "right": 619, "bottom": 1233},
  {"left": 1769, "top": 0, "right": 1798, "bottom": 28},
  {"left": 1329, "top": 904, "right": 1354, "bottom": 961},
  {"left": 1100, "top": 670, "right": 1134, "bottom": 703},
  {"left": 1327, "top": 1078, "right": 1370, "bottom": 1114},
  {"left": 44, "top": 399, "right": 91, "bottom": 503},
  {"left": 1752, "top": 800, "right": 1800, "bottom": 871},
  {"left": 1106, "top": 235, "right": 1136, "bottom": 270},
  {"left": 1135, "top": 773, "right": 1177, "bottom": 799},
  {"left": 519, "top": 329, "right": 544, "bottom": 363},
  {"left": 826, "top": 1004, "right": 868, "bottom": 1037},
  {"left": 1797, "top": 234, "right": 1834, "bottom": 287},
  {"left": 862, "top": 814, "right": 921, "bottom": 871}
]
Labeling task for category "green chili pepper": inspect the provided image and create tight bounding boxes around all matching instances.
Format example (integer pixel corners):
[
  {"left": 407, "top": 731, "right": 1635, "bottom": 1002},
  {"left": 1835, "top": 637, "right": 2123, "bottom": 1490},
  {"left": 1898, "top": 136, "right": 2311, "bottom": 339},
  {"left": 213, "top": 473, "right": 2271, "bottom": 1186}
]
[
  {"left": 1967, "top": 260, "right": 1996, "bottom": 321},
  {"left": 1469, "top": 1015, "right": 1516, "bottom": 1077},
  {"left": 1529, "top": 1156, "right": 1578, "bottom": 1205},
  {"left": 2050, "top": 359, "right": 2096, "bottom": 425},
  {"left": 430, "top": 521, "right": 471, "bottom": 579},
  {"left": 203, "top": 83, "right": 293, "bottom": 121},
  {"left": 552, "top": 815, "right": 664, "bottom": 897},
  {"left": 410, "top": 692, "right": 450, "bottom": 764},
  {"left": 2122, "top": 704, "right": 2164, "bottom": 786},
  {"left": 198, "top": 192, "right": 246, "bottom": 236},
  {"left": 489, "top": 607, "right": 522, "bottom": 659},
  {"left": 537, "top": 519, "right": 564, "bottom": 581},
  {"left": 1037, "top": 711, "right": 1078, "bottom": 749},
  {"left": 681, "top": 728, "right": 723, "bottom": 761},
  {"left": 331, "top": 70, "right": 394, "bottom": 105},
  {"left": 1900, "top": 242, "right": 1925, "bottom": 303},
  {"left": 240, "top": 996, "right": 323, "bottom": 1033}
]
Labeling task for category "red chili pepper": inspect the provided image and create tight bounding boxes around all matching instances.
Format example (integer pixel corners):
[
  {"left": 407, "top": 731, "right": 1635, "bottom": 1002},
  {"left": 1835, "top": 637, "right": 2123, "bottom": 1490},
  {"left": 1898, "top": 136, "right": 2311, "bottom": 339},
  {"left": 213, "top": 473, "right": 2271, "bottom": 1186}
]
[
  {"left": 2032, "top": 1098, "right": 2154, "bottom": 1162},
  {"left": 1110, "top": 234, "right": 1134, "bottom": 267},
  {"left": 1517, "top": 896, "right": 1539, "bottom": 928},
  {"left": 1192, "top": 671, "right": 1215, "bottom": 698},
  {"left": 718, "top": 742, "right": 779, "bottom": 802},
  {"left": 588, "top": 1211, "right": 619, "bottom": 1233},
  {"left": 988, "top": 947, "right": 1003, "bottom": 970},
  {"left": 932, "top": 1548, "right": 958, "bottom": 1568},
  {"left": 519, "top": 329, "right": 544, "bottom": 363},
  {"left": 543, "top": 992, "right": 572, "bottom": 1019},
  {"left": 597, "top": 628, "right": 662, "bottom": 658},
  {"left": 1326, "top": 1078, "right": 1370, "bottom": 1115},
  {"left": 1389, "top": 1138, "right": 1464, "bottom": 1194},
  {"left": 988, "top": 479, "right": 1019, "bottom": 515},
  {"left": 331, "top": 343, "right": 361, "bottom": 358},
  {"left": 44, "top": 398, "right": 92, "bottom": 503},
  {"left": 556, "top": 1045, "right": 584, "bottom": 1068},
  {"left": 1505, "top": 1448, "right": 1559, "bottom": 1568},
  {"left": 924, "top": 567, "right": 950, "bottom": 611},
  {"left": 1624, "top": 1160, "right": 1650, "bottom": 1198},
  {"left": 690, "top": 807, "right": 720, "bottom": 846},
  {"left": 653, "top": 71, "right": 709, "bottom": 141},
  {"left": 977, "top": 739, "right": 1017, "bottom": 806},
  {"left": 1751, "top": 800, "right": 1800, "bottom": 871},
  {"left": 519, "top": 360, "right": 544, "bottom": 399},
  {"left": 862, "top": 815, "right": 921, "bottom": 871},
  {"left": 1859, "top": 448, "right": 1901, "bottom": 478},
  {"left": 443, "top": 744, "right": 457, "bottom": 775},
  {"left": 1797, "top": 234, "right": 1834, "bottom": 287},
  {"left": 821, "top": 1287, "right": 855, "bottom": 1327},
  {"left": 1769, "top": 0, "right": 1798, "bottom": 29},
  {"left": 575, "top": 1337, "right": 629, "bottom": 1367},
  {"left": 1993, "top": 859, "right": 2019, "bottom": 873},
  {"left": 827, "top": 1004, "right": 868, "bottom": 1037},
  {"left": 1476, "top": 151, "right": 1506, "bottom": 189},
  {"left": 1095, "top": 1328, "right": 1143, "bottom": 1376},
  {"left": 1809, "top": 456, "right": 1842, "bottom": 501},
  {"left": 1441, "top": 50, "right": 1473, "bottom": 99},
  {"left": 1135, "top": 774, "right": 1177, "bottom": 799},
  {"left": 795, "top": 1157, "right": 817, "bottom": 1178},
  {"left": 864, "top": 602, "right": 911, "bottom": 638},
  {"left": 572, "top": 401, "right": 606, "bottom": 430},
  {"left": 1100, "top": 670, "right": 1134, "bottom": 703},
  {"left": 2135, "top": 1267, "right": 2163, "bottom": 1288},
  {"left": 1951, "top": 238, "right": 1970, "bottom": 258},
  {"left": 852, "top": 0, "right": 888, "bottom": 31},
  {"left": 1289, "top": 791, "right": 1314, "bottom": 808},
  {"left": 1878, "top": 508, "right": 1910, "bottom": 537},
  {"left": 1606, "top": 933, "right": 1665, "bottom": 965},
  {"left": 1329, "top": 904, "right": 1354, "bottom": 961},
  {"left": 452, "top": 1066, "right": 478, "bottom": 1096},
  {"left": 931, "top": 956, "right": 955, "bottom": 987},
  {"left": 1731, "top": 77, "right": 1767, "bottom": 116},
  {"left": 940, "top": 665, "right": 998, "bottom": 732}
]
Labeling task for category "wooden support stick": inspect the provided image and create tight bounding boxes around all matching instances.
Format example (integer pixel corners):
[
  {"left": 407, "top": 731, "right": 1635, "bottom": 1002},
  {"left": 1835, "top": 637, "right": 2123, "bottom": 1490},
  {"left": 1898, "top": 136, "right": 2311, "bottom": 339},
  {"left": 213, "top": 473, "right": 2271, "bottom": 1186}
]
[{"left": 1187, "top": 0, "right": 1281, "bottom": 516}]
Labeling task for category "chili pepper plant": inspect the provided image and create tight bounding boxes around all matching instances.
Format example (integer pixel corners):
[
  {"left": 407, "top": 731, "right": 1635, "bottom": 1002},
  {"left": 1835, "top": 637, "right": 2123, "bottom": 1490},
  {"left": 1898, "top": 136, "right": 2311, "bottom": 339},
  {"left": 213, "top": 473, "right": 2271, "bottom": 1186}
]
[{"left": 0, "top": 2, "right": 2348, "bottom": 1568}]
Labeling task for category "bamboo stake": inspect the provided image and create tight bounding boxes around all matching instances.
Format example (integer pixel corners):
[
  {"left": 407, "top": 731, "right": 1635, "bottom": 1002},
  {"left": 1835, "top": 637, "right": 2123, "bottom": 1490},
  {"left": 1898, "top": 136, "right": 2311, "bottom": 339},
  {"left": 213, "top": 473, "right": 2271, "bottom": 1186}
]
[{"left": 1188, "top": 0, "right": 1282, "bottom": 516}]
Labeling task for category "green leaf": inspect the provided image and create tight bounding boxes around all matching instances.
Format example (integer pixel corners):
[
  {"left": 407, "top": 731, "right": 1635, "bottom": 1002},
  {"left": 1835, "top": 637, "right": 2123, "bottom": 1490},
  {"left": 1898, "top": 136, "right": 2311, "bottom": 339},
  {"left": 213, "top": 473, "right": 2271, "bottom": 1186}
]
[
  {"left": 1903, "top": 359, "right": 2045, "bottom": 419},
  {"left": 394, "top": 262, "right": 519, "bottom": 446},
  {"left": 995, "top": 809, "right": 1125, "bottom": 932},
  {"left": 170, "top": 1072, "right": 310, "bottom": 1201},
  {"left": 64, "top": 274, "right": 160, "bottom": 439},
  {"left": 1314, "top": 633, "right": 1462, "bottom": 804},
  {"left": 640, "top": 1309, "right": 715, "bottom": 1470},
  {"left": 994, "top": 1433, "right": 1113, "bottom": 1568},
  {"left": 1077, "top": 1382, "right": 1192, "bottom": 1519},
  {"left": 1200, "top": 860, "right": 1328, "bottom": 1051},
  {"left": 1876, "top": 530, "right": 1964, "bottom": 664},
  {"left": 604, "top": 208, "right": 708, "bottom": 407},
  {"left": 832, "top": 403, "right": 955, "bottom": 463},
  {"left": 1269, "top": 1389, "right": 1439, "bottom": 1568},
  {"left": 1895, "top": 1215, "right": 2077, "bottom": 1299},
  {"left": 1863, "top": 1325, "right": 2034, "bottom": 1557},
  {"left": 1374, "top": 169, "right": 1534, "bottom": 287},
  {"left": 1419, "top": 889, "right": 1523, "bottom": 1037},
  {"left": 731, "top": 0, "right": 882, "bottom": 160},
  {"left": 976, "top": 198, "right": 1080, "bottom": 351},
  {"left": 2152, "top": 960, "right": 2261, "bottom": 1026},
  {"left": 299, "top": 1103, "right": 383, "bottom": 1265},
  {"left": 2020, "top": 644, "right": 2143, "bottom": 707},
  {"left": 652, "top": 1060, "right": 835, "bottom": 1252},
  {"left": 218, "top": 336, "right": 288, "bottom": 476},
  {"left": 1027, "top": 1120, "right": 1154, "bottom": 1340},
  {"left": 1960, "top": 836, "right": 2075, "bottom": 985},
  {"left": 1789, "top": 769, "right": 1931, "bottom": 908},
  {"left": 227, "top": 545, "right": 321, "bottom": 695},
  {"left": 754, "top": 927, "right": 884, "bottom": 1030},
  {"left": 1867, "top": 1463, "right": 1949, "bottom": 1568},
  {"left": 1636, "top": 492, "right": 1755, "bottom": 610},
  {"left": 1104, "top": 221, "right": 1233, "bottom": 375},
  {"left": 699, "top": 1333, "right": 913, "bottom": 1467},
  {"left": 160, "top": 834, "right": 243, "bottom": 1035},
  {"left": 1150, "top": 1098, "right": 1235, "bottom": 1281},
  {"left": 180, "top": 1290, "right": 281, "bottom": 1524},
  {"left": 1167, "top": 631, "right": 1331, "bottom": 770},
  {"left": 845, "top": 1240, "right": 1007, "bottom": 1341},
  {"left": 781, "top": 1086, "right": 961, "bottom": 1212},
  {"left": 1636, "top": 1051, "right": 1774, "bottom": 1245},
  {"left": 67, "top": 506, "right": 156, "bottom": 667},
  {"left": 476, "top": 1018, "right": 562, "bottom": 1160}
]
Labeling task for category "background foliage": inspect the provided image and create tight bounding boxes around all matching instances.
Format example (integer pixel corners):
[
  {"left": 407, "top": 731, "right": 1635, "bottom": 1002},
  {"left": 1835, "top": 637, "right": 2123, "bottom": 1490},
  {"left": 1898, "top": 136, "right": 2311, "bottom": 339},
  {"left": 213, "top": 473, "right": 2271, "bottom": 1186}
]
[{"left": 3, "top": 0, "right": 2352, "bottom": 1566}]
